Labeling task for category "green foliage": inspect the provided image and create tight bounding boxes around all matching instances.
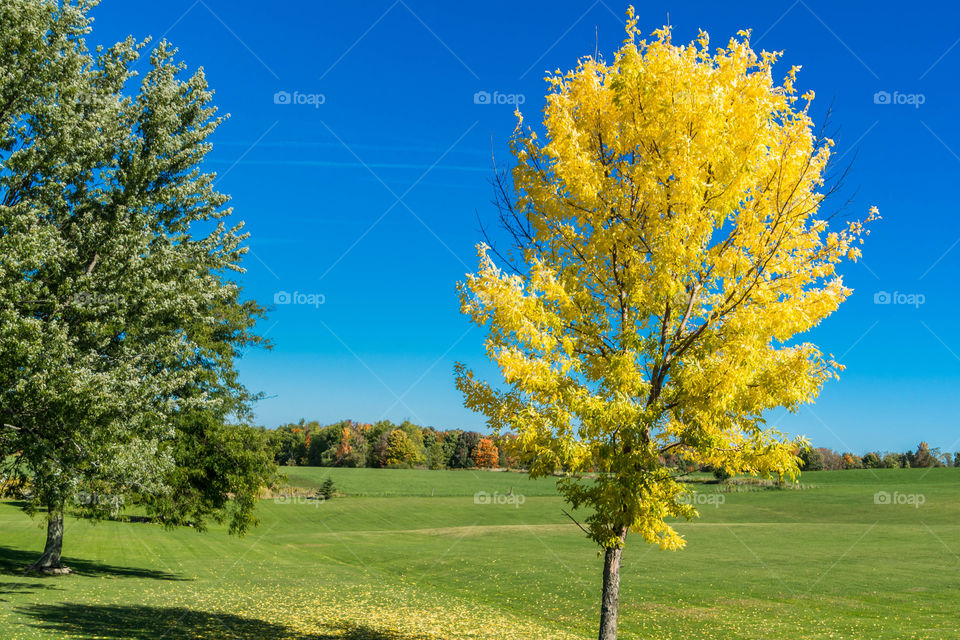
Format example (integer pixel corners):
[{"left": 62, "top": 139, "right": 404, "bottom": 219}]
[
  {"left": 712, "top": 467, "right": 732, "bottom": 482},
  {"left": 442, "top": 430, "right": 462, "bottom": 465},
  {"left": 881, "top": 453, "right": 903, "bottom": 469},
  {"left": 799, "top": 448, "right": 824, "bottom": 471},
  {"left": 426, "top": 440, "right": 446, "bottom": 470},
  {"left": 451, "top": 431, "right": 481, "bottom": 469},
  {"left": 319, "top": 477, "right": 336, "bottom": 501},
  {"left": 382, "top": 430, "right": 419, "bottom": 468},
  {"left": 0, "top": 0, "right": 266, "bottom": 557},
  {"left": 267, "top": 427, "right": 308, "bottom": 466},
  {"left": 862, "top": 452, "right": 882, "bottom": 469},
  {"left": 141, "top": 410, "right": 277, "bottom": 535}
]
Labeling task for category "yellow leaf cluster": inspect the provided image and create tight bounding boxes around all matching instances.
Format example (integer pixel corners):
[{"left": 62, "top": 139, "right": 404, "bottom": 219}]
[{"left": 457, "top": 11, "right": 875, "bottom": 551}]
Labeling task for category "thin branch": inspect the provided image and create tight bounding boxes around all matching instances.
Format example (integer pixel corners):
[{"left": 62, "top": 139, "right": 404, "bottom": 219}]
[{"left": 561, "top": 508, "right": 591, "bottom": 537}]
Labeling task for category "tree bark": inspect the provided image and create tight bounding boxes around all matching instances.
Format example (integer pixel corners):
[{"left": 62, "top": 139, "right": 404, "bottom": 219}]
[
  {"left": 598, "top": 529, "right": 627, "bottom": 640},
  {"left": 26, "top": 504, "right": 68, "bottom": 573}
]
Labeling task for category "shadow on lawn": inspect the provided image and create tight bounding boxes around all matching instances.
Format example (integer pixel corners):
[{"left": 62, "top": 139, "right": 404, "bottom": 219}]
[
  {"left": 0, "top": 580, "right": 61, "bottom": 601},
  {"left": 0, "top": 546, "right": 187, "bottom": 580},
  {"left": 19, "top": 604, "right": 432, "bottom": 639}
]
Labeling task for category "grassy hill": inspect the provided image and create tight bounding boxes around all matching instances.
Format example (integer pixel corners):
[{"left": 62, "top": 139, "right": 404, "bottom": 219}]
[
  {"left": 1, "top": 468, "right": 958, "bottom": 639},
  {"left": 279, "top": 465, "right": 561, "bottom": 497}
]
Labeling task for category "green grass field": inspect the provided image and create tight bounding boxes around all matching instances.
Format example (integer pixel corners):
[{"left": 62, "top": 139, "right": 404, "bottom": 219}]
[{"left": 1, "top": 467, "right": 958, "bottom": 639}]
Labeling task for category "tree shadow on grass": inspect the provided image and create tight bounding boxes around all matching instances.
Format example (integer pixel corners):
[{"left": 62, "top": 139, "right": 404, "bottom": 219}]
[
  {"left": 0, "top": 546, "right": 188, "bottom": 580},
  {"left": 0, "top": 580, "right": 62, "bottom": 601},
  {"left": 19, "top": 603, "right": 433, "bottom": 639}
]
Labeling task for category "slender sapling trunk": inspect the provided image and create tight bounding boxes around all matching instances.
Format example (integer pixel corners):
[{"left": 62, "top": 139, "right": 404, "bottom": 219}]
[{"left": 598, "top": 528, "right": 627, "bottom": 640}]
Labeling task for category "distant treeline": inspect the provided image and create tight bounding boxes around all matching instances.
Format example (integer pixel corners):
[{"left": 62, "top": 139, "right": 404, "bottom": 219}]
[
  {"left": 262, "top": 420, "right": 958, "bottom": 474},
  {"left": 799, "top": 442, "right": 957, "bottom": 470},
  {"left": 261, "top": 420, "right": 514, "bottom": 470},
  {"left": 632, "top": 442, "right": 957, "bottom": 475}
]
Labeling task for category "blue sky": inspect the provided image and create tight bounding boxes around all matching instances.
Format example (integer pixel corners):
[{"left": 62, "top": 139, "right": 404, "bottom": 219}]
[{"left": 89, "top": 0, "right": 960, "bottom": 453}]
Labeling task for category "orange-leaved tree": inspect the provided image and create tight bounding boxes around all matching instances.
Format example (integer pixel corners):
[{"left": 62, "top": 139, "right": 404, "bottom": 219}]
[
  {"left": 472, "top": 438, "right": 499, "bottom": 468},
  {"left": 456, "top": 10, "right": 875, "bottom": 639}
]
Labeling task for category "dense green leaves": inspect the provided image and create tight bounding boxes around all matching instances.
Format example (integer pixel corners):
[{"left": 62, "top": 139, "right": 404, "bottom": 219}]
[{"left": 0, "top": 0, "right": 272, "bottom": 561}]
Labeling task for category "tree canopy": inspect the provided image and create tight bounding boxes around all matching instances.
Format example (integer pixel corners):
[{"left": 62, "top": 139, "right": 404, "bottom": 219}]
[
  {"left": 0, "top": 0, "right": 271, "bottom": 570},
  {"left": 457, "top": 10, "right": 875, "bottom": 638}
]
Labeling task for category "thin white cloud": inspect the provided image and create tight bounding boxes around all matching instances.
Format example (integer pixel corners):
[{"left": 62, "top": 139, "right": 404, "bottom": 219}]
[{"left": 207, "top": 159, "right": 491, "bottom": 173}]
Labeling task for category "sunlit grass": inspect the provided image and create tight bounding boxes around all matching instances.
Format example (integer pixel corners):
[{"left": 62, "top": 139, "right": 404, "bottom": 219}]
[{"left": 1, "top": 468, "right": 958, "bottom": 639}]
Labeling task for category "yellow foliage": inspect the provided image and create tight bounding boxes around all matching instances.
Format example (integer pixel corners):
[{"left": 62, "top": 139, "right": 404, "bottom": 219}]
[{"left": 457, "top": 11, "right": 875, "bottom": 552}]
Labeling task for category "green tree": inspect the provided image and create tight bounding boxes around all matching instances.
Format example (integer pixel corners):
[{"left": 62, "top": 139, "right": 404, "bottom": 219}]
[
  {"left": 862, "top": 452, "right": 881, "bottom": 469},
  {"left": 365, "top": 420, "right": 396, "bottom": 465},
  {"left": 142, "top": 406, "right": 277, "bottom": 535},
  {"left": 426, "top": 440, "right": 446, "bottom": 470},
  {"left": 268, "top": 426, "right": 308, "bottom": 466},
  {"left": 319, "top": 477, "right": 336, "bottom": 500},
  {"left": 881, "top": 452, "right": 902, "bottom": 468},
  {"left": 0, "top": 0, "right": 265, "bottom": 571},
  {"left": 450, "top": 431, "right": 481, "bottom": 468},
  {"left": 382, "top": 429, "right": 418, "bottom": 467},
  {"left": 397, "top": 419, "right": 426, "bottom": 459},
  {"left": 799, "top": 447, "right": 824, "bottom": 471},
  {"left": 442, "top": 430, "right": 462, "bottom": 467}
]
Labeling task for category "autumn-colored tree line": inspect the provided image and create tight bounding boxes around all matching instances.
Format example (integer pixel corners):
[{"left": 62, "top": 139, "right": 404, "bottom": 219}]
[
  {"left": 266, "top": 422, "right": 957, "bottom": 475},
  {"left": 262, "top": 420, "right": 515, "bottom": 470},
  {"left": 617, "top": 442, "right": 960, "bottom": 477},
  {"left": 800, "top": 442, "right": 958, "bottom": 471}
]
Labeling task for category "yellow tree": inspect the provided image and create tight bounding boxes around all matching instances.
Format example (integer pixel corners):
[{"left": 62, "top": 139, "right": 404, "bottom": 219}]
[{"left": 456, "top": 11, "right": 875, "bottom": 639}]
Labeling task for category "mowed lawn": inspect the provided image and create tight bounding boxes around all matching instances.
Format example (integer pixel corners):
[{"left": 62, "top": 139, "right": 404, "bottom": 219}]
[{"left": 1, "top": 468, "right": 959, "bottom": 639}]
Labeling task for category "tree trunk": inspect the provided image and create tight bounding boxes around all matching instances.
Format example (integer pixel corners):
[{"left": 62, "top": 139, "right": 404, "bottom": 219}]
[
  {"left": 26, "top": 504, "right": 69, "bottom": 574},
  {"left": 598, "top": 529, "right": 627, "bottom": 640}
]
